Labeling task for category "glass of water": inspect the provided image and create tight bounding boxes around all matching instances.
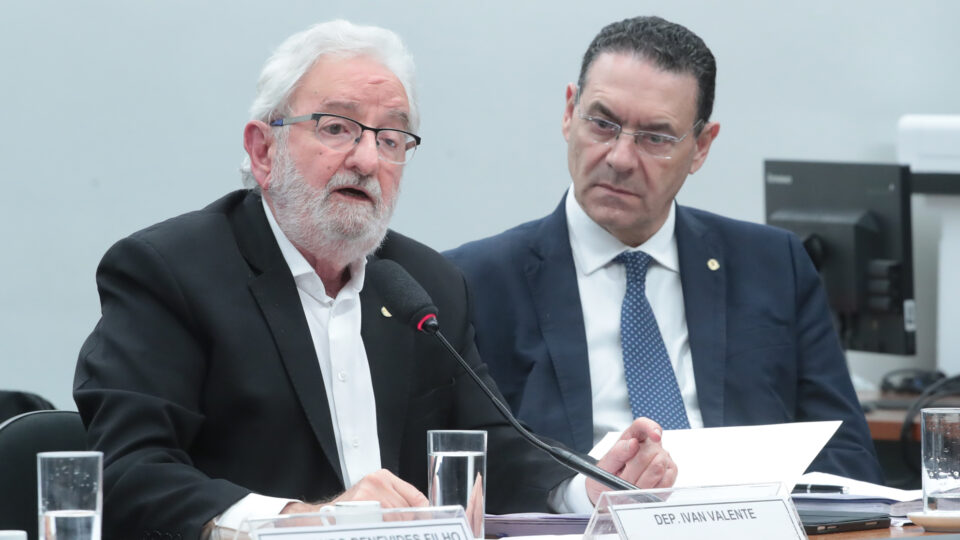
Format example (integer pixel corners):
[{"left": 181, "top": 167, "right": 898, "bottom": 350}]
[
  {"left": 427, "top": 430, "right": 486, "bottom": 539},
  {"left": 922, "top": 408, "right": 960, "bottom": 514},
  {"left": 37, "top": 451, "right": 102, "bottom": 540}
]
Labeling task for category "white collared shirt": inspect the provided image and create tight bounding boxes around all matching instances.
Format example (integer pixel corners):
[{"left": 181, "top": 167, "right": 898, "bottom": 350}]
[
  {"left": 565, "top": 186, "right": 704, "bottom": 442},
  {"left": 214, "top": 198, "right": 382, "bottom": 531}
]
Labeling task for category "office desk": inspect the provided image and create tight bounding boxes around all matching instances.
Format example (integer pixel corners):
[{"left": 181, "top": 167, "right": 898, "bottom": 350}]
[
  {"left": 504, "top": 525, "right": 945, "bottom": 537},
  {"left": 860, "top": 392, "right": 960, "bottom": 442},
  {"left": 829, "top": 525, "right": 949, "bottom": 537},
  {"left": 859, "top": 391, "right": 917, "bottom": 442},
  {"left": 864, "top": 407, "right": 919, "bottom": 442}
]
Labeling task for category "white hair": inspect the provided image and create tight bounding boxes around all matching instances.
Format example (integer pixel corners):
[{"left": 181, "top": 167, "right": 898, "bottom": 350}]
[{"left": 240, "top": 20, "right": 419, "bottom": 188}]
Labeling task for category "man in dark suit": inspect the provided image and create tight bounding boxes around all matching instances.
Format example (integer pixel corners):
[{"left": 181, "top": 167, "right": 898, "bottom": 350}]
[
  {"left": 446, "top": 16, "right": 883, "bottom": 484},
  {"left": 74, "top": 20, "right": 675, "bottom": 540}
]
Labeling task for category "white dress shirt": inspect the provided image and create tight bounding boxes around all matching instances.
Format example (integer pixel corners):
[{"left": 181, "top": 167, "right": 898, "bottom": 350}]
[
  {"left": 565, "top": 186, "right": 704, "bottom": 443},
  {"left": 214, "top": 199, "right": 382, "bottom": 530}
]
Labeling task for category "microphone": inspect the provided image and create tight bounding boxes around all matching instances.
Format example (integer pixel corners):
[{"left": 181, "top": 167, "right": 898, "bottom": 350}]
[{"left": 366, "top": 259, "right": 639, "bottom": 493}]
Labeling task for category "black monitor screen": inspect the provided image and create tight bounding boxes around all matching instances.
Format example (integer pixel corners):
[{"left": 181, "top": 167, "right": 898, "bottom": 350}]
[{"left": 764, "top": 160, "right": 916, "bottom": 355}]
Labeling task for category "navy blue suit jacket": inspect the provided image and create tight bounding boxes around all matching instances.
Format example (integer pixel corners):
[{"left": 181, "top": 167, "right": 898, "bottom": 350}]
[{"left": 445, "top": 197, "right": 883, "bottom": 484}]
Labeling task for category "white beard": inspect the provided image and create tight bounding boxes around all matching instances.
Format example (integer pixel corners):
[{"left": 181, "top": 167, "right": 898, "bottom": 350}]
[{"left": 265, "top": 143, "right": 397, "bottom": 269}]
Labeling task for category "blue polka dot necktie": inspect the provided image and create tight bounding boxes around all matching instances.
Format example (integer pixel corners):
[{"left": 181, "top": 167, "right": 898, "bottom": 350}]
[{"left": 616, "top": 251, "right": 690, "bottom": 430}]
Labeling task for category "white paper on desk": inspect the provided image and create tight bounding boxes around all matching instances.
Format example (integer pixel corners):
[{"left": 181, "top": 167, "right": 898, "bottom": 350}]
[{"left": 590, "top": 421, "right": 841, "bottom": 490}]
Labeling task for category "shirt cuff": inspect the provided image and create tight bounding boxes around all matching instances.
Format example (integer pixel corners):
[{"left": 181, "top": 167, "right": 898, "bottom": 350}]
[
  {"left": 212, "top": 493, "right": 296, "bottom": 535},
  {"left": 546, "top": 473, "right": 593, "bottom": 514}
]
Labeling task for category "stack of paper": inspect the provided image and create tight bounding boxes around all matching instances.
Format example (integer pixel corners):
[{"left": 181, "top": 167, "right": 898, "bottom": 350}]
[
  {"left": 484, "top": 513, "right": 590, "bottom": 537},
  {"left": 791, "top": 472, "right": 922, "bottom": 517}
]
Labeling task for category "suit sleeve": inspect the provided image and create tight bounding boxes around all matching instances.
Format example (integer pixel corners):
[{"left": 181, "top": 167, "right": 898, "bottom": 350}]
[
  {"left": 789, "top": 235, "right": 884, "bottom": 484},
  {"left": 74, "top": 236, "right": 250, "bottom": 540}
]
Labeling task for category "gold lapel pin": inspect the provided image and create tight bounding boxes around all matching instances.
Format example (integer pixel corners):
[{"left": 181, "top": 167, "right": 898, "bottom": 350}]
[
  {"left": 381, "top": 306, "right": 392, "bottom": 317},
  {"left": 707, "top": 258, "right": 720, "bottom": 271}
]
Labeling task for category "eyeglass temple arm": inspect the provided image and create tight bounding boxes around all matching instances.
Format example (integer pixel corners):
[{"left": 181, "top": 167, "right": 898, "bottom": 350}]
[{"left": 268, "top": 114, "right": 316, "bottom": 127}]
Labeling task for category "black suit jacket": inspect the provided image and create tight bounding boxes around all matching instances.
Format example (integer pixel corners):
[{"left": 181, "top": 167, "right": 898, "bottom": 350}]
[
  {"left": 445, "top": 196, "right": 883, "bottom": 484},
  {"left": 74, "top": 190, "right": 573, "bottom": 540}
]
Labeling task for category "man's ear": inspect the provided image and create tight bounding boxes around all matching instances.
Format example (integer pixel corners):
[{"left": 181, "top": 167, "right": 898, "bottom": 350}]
[
  {"left": 243, "top": 120, "right": 275, "bottom": 190},
  {"left": 689, "top": 121, "right": 720, "bottom": 174},
  {"left": 561, "top": 83, "right": 578, "bottom": 142}
]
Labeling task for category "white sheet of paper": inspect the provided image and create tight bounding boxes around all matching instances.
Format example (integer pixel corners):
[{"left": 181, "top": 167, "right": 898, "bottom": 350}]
[{"left": 589, "top": 421, "right": 841, "bottom": 490}]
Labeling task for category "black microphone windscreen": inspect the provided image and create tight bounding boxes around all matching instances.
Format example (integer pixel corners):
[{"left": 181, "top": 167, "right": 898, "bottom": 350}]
[{"left": 366, "top": 259, "right": 439, "bottom": 331}]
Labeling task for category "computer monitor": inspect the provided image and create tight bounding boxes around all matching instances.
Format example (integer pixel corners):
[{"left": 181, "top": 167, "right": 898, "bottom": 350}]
[{"left": 764, "top": 160, "right": 916, "bottom": 355}]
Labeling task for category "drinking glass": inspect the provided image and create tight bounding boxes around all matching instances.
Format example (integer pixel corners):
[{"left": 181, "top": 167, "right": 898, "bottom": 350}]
[
  {"left": 37, "top": 451, "right": 102, "bottom": 540},
  {"left": 427, "top": 430, "right": 486, "bottom": 539},
  {"left": 922, "top": 408, "right": 960, "bottom": 514}
]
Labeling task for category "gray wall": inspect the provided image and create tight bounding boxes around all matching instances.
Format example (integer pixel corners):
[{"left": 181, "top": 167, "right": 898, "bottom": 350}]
[{"left": 2, "top": 1, "right": 956, "bottom": 409}]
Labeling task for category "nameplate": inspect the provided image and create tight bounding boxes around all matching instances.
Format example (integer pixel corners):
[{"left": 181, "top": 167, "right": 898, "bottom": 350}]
[
  {"left": 609, "top": 497, "right": 805, "bottom": 540},
  {"left": 252, "top": 517, "right": 473, "bottom": 540}
]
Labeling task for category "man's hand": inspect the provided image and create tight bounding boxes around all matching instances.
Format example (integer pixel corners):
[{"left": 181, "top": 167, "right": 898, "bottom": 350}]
[
  {"left": 281, "top": 469, "right": 429, "bottom": 514},
  {"left": 586, "top": 418, "right": 677, "bottom": 505}
]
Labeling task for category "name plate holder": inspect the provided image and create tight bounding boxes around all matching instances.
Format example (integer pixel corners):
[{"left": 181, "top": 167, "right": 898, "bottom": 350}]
[
  {"left": 233, "top": 505, "right": 474, "bottom": 540},
  {"left": 584, "top": 482, "right": 806, "bottom": 540}
]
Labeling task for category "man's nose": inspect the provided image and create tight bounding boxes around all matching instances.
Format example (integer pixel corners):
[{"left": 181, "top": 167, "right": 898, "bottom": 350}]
[
  {"left": 344, "top": 130, "right": 380, "bottom": 176},
  {"left": 605, "top": 133, "right": 639, "bottom": 173}
]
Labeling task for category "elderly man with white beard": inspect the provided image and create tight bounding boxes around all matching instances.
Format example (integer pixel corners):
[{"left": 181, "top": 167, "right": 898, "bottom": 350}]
[{"left": 73, "top": 20, "right": 677, "bottom": 540}]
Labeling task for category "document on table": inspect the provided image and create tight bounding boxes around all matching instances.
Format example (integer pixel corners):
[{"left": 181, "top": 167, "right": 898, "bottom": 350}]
[
  {"left": 488, "top": 422, "right": 841, "bottom": 537},
  {"left": 791, "top": 471, "right": 921, "bottom": 517},
  {"left": 590, "top": 421, "right": 841, "bottom": 490},
  {"left": 484, "top": 513, "right": 591, "bottom": 537}
]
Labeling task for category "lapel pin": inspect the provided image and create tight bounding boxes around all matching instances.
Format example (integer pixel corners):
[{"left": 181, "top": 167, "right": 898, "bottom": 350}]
[
  {"left": 381, "top": 306, "right": 392, "bottom": 317},
  {"left": 707, "top": 258, "right": 720, "bottom": 271}
]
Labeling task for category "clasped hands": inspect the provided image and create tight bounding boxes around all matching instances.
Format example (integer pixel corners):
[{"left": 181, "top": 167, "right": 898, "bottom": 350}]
[
  {"left": 584, "top": 417, "right": 676, "bottom": 504},
  {"left": 282, "top": 417, "right": 674, "bottom": 515}
]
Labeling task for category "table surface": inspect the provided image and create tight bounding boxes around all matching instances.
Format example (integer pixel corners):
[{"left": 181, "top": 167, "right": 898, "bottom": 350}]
[
  {"left": 828, "top": 525, "right": 953, "bottom": 537},
  {"left": 505, "top": 525, "right": 950, "bottom": 538}
]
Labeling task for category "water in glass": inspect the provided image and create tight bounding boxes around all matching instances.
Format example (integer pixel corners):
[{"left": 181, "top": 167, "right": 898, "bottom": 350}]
[{"left": 40, "top": 509, "right": 100, "bottom": 540}]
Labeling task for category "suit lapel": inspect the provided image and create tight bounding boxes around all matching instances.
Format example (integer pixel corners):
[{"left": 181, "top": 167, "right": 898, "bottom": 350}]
[
  {"left": 676, "top": 205, "right": 727, "bottom": 427},
  {"left": 231, "top": 193, "right": 344, "bottom": 487},
  {"left": 360, "top": 252, "right": 414, "bottom": 475},
  {"left": 524, "top": 198, "right": 595, "bottom": 452}
]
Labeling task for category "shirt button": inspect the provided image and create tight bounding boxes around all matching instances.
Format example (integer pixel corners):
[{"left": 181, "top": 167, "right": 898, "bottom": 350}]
[
  {"left": 352, "top": 437, "right": 360, "bottom": 448},
  {"left": 338, "top": 370, "right": 347, "bottom": 382}
]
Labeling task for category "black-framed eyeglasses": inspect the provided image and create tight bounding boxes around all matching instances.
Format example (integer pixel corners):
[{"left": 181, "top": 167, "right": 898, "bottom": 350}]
[
  {"left": 576, "top": 108, "right": 702, "bottom": 160},
  {"left": 269, "top": 113, "right": 422, "bottom": 164}
]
